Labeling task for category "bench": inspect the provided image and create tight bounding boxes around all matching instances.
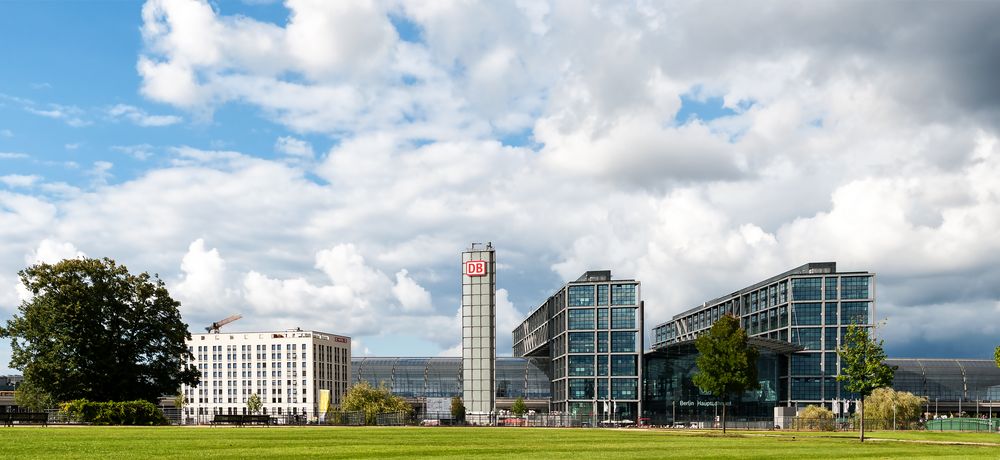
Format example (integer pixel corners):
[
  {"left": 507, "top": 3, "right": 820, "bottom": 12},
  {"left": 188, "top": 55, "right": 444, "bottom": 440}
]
[
  {"left": 210, "top": 414, "right": 271, "bottom": 427},
  {"left": 1, "top": 412, "right": 48, "bottom": 427}
]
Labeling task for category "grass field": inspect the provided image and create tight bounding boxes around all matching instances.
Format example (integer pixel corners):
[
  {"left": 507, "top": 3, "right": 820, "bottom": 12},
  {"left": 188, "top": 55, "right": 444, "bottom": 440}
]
[{"left": 1, "top": 426, "right": 999, "bottom": 459}]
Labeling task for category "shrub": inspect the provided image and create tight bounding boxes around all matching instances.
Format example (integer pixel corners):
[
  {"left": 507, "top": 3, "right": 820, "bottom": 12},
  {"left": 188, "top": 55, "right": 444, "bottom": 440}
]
[
  {"left": 797, "top": 405, "right": 835, "bottom": 431},
  {"left": 62, "top": 399, "right": 169, "bottom": 425}
]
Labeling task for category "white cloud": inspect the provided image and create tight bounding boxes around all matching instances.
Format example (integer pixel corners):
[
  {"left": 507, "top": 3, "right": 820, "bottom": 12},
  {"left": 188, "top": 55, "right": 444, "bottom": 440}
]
[
  {"left": 0, "top": 152, "right": 28, "bottom": 159},
  {"left": 174, "top": 239, "right": 236, "bottom": 315},
  {"left": 2, "top": 1, "right": 1000, "bottom": 371},
  {"left": 0, "top": 175, "right": 41, "bottom": 188},
  {"left": 274, "top": 136, "right": 314, "bottom": 158},
  {"left": 25, "top": 239, "right": 85, "bottom": 266},
  {"left": 0, "top": 129, "right": 12, "bottom": 138},
  {"left": 88, "top": 161, "right": 114, "bottom": 186},
  {"left": 24, "top": 104, "right": 89, "bottom": 127},
  {"left": 392, "top": 269, "right": 432, "bottom": 312},
  {"left": 112, "top": 144, "right": 155, "bottom": 160},
  {"left": 107, "top": 104, "right": 183, "bottom": 127}
]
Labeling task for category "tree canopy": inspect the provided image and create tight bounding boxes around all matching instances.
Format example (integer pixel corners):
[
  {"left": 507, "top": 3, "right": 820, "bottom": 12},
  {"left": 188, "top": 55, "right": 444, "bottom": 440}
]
[
  {"left": 247, "top": 393, "right": 262, "bottom": 414},
  {"left": 341, "top": 381, "right": 412, "bottom": 424},
  {"left": 863, "top": 387, "right": 926, "bottom": 430},
  {"left": 0, "top": 257, "right": 199, "bottom": 403},
  {"left": 511, "top": 396, "right": 527, "bottom": 417},
  {"left": 692, "top": 314, "right": 759, "bottom": 434},
  {"left": 450, "top": 396, "right": 465, "bottom": 422},
  {"left": 837, "top": 323, "right": 895, "bottom": 442}
]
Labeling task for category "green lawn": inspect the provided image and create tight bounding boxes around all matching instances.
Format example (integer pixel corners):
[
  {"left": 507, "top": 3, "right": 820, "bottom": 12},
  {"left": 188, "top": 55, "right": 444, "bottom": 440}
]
[{"left": 1, "top": 426, "right": 998, "bottom": 459}]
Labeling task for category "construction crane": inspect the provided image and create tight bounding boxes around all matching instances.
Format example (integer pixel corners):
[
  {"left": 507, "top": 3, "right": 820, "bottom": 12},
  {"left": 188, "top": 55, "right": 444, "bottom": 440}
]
[{"left": 206, "top": 314, "right": 242, "bottom": 333}]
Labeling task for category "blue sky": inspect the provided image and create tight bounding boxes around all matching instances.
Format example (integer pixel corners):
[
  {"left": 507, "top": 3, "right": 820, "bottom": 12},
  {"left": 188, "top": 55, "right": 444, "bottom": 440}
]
[{"left": 2, "top": 1, "right": 1000, "bottom": 375}]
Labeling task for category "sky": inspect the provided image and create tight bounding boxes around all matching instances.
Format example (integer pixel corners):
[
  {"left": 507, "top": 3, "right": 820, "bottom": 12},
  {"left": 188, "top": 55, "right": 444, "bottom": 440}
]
[{"left": 2, "top": 0, "right": 1000, "bottom": 375}]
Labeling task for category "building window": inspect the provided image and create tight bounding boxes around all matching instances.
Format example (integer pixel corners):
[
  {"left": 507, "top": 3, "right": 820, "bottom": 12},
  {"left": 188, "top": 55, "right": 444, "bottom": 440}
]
[
  {"left": 611, "top": 284, "right": 636, "bottom": 305},
  {"left": 825, "top": 277, "right": 838, "bottom": 300},
  {"left": 841, "top": 302, "right": 870, "bottom": 324},
  {"left": 610, "top": 332, "right": 636, "bottom": 353},
  {"left": 792, "top": 303, "right": 822, "bottom": 326},
  {"left": 792, "top": 278, "right": 822, "bottom": 301},
  {"left": 568, "top": 379, "right": 595, "bottom": 399},
  {"left": 611, "top": 378, "right": 637, "bottom": 399},
  {"left": 825, "top": 303, "right": 838, "bottom": 325},
  {"left": 568, "top": 309, "right": 595, "bottom": 330},
  {"left": 568, "top": 332, "right": 595, "bottom": 353},
  {"left": 824, "top": 327, "right": 839, "bottom": 350},
  {"left": 610, "top": 355, "right": 637, "bottom": 376},
  {"left": 791, "top": 328, "right": 821, "bottom": 350},
  {"left": 597, "top": 332, "right": 608, "bottom": 353},
  {"left": 597, "top": 285, "right": 609, "bottom": 306},
  {"left": 568, "top": 285, "right": 595, "bottom": 306},
  {"left": 791, "top": 353, "right": 822, "bottom": 375},
  {"left": 597, "top": 355, "right": 609, "bottom": 376},
  {"left": 597, "top": 309, "right": 609, "bottom": 329},
  {"left": 568, "top": 356, "right": 594, "bottom": 376},
  {"left": 597, "top": 379, "right": 609, "bottom": 400},
  {"left": 778, "top": 306, "right": 788, "bottom": 327},
  {"left": 790, "top": 377, "right": 822, "bottom": 400},
  {"left": 610, "top": 308, "right": 635, "bottom": 329},
  {"left": 841, "top": 276, "right": 869, "bottom": 300}
]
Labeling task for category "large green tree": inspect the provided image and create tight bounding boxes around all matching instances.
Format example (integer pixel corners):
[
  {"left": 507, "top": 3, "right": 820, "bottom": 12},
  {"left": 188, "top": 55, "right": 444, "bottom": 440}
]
[
  {"left": 341, "top": 381, "right": 412, "bottom": 425},
  {"left": 692, "top": 314, "right": 759, "bottom": 434},
  {"left": 0, "top": 258, "right": 199, "bottom": 403},
  {"left": 837, "top": 323, "right": 895, "bottom": 442}
]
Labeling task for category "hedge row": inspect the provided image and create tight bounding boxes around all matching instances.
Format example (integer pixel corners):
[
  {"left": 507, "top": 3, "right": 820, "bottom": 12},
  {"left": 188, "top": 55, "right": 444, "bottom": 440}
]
[{"left": 61, "top": 399, "right": 169, "bottom": 425}]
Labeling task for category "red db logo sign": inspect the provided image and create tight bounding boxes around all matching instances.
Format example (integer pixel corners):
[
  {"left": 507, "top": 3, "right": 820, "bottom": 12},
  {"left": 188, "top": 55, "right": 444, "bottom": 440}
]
[{"left": 465, "top": 260, "right": 487, "bottom": 277}]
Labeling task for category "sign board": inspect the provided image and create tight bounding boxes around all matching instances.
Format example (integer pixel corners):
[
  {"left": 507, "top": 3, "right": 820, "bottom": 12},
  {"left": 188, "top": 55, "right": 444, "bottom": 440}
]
[
  {"left": 464, "top": 260, "right": 487, "bottom": 277},
  {"left": 426, "top": 397, "right": 452, "bottom": 418}
]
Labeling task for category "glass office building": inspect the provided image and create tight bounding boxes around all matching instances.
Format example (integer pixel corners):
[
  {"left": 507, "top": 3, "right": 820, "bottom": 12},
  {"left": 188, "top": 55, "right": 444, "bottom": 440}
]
[
  {"left": 513, "top": 271, "right": 643, "bottom": 420},
  {"left": 651, "top": 262, "right": 875, "bottom": 408}
]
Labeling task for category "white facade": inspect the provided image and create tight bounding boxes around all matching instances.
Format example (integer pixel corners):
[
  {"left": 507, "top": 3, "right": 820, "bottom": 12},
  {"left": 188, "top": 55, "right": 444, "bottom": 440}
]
[
  {"left": 462, "top": 243, "right": 496, "bottom": 417},
  {"left": 182, "top": 329, "right": 350, "bottom": 421}
]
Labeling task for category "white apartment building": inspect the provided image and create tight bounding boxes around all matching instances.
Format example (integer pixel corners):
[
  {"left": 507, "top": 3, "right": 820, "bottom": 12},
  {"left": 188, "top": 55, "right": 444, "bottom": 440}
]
[{"left": 182, "top": 328, "right": 351, "bottom": 421}]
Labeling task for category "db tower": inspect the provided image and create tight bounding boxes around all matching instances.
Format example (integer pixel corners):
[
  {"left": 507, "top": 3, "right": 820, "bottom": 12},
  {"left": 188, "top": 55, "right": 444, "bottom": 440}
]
[{"left": 461, "top": 242, "right": 496, "bottom": 422}]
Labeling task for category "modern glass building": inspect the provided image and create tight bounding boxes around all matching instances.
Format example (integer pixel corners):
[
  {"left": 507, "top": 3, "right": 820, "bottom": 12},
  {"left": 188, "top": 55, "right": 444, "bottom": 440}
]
[
  {"left": 513, "top": 271, "right": 643, "bottom": 420},
  {"left": 651, "top": 262, "right": 875, "bottom": 408},
  {"left": 351, "top": 357, "right": 551, "bottom": 412},
  {"left": 461, "top": 243, "right": 497, "bottom": 417}
]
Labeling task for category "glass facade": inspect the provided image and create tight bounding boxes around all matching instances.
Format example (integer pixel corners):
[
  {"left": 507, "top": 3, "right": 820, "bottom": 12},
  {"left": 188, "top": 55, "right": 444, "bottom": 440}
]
[
  {"left": 643, "top": 344, "right": 781, "bottom": 423},
  {"left": 513, "top": 271, "right": 642, "bottom": 419},
  {"left": 649, "top": 263, "right": 875, "bottom": 407}
]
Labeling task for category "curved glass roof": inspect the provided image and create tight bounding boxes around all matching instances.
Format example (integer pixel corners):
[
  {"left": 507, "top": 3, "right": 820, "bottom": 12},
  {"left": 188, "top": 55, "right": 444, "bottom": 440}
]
[
  {"left": 352, "top": 357, "right": 551, "bottom": 400},
  {"left": 885, "top": 359, "right": 1000, "bottom": 401}
]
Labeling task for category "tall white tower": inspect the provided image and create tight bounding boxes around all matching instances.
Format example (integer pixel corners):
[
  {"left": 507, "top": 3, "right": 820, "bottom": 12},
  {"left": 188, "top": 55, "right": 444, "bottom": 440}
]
[{"left": 461, "top": 243, "right": 496, "bottom": 421}]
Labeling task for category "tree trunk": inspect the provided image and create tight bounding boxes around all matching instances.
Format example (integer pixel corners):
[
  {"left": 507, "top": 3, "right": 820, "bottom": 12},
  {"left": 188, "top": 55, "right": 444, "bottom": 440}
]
[{"left": 859, "top": 396, "right": 865, "bottom": 443}]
